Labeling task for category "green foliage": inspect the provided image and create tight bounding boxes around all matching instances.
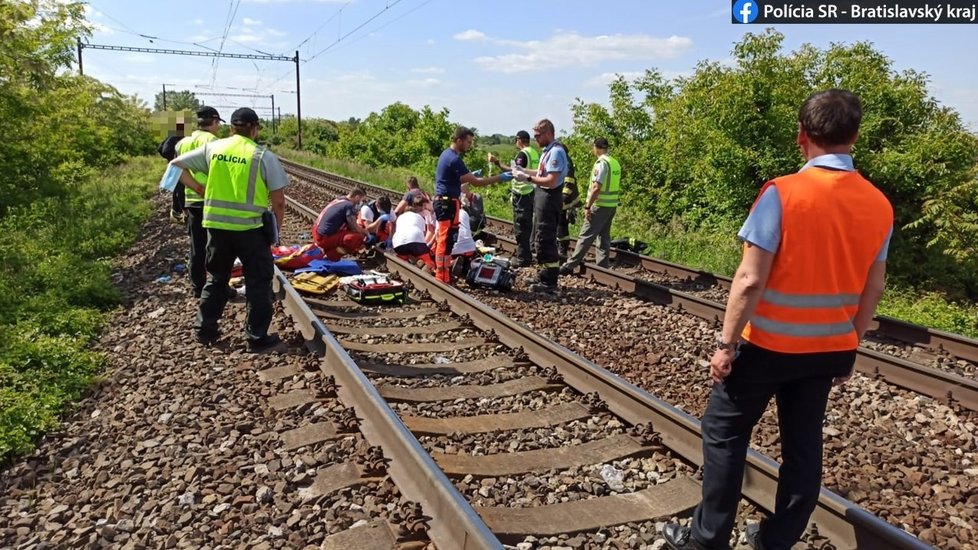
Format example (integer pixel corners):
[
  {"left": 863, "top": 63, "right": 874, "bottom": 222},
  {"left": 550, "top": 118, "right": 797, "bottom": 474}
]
[
  {"left": 570, "top": 29, "right": 978, "bottom": 298},
  {"left": 878, "top": 288, "right": 978, "bottom": 338},
  {"left": 154, "top": 89, "right": 200, "bottom": 112},
  {"left": 0, "top": 157, "right": 160, "bottom": 460},
  {"left": 0, "top": 0, "right": 156, "bottom": 217}
]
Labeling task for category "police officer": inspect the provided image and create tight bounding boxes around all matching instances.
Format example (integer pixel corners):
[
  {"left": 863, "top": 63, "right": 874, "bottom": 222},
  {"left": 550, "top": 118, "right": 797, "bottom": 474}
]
[
  {"left": 175, "top": 106, "right": 224, "bottom": 298},
  {"left": 489, "top": 130, "right": 539, "bottom": 266},
  {"left": 170, "top": 107, "right": 290, "bottom": 352},
  {"left": 661, "top": 89, "right": 893, "bottom": 550},
  {"left": 560, "top": 137, "right": 620, "bottom": 274},
  {"left": 512, "top": 119, "right": 567, "bottom": 293}
]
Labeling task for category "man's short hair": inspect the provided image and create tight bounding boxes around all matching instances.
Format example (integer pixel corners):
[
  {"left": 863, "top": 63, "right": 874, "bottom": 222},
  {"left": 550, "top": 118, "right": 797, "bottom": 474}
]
[
  {"left": 533, "top": 119, "right": 555, "bottom": 135},
  {"left": 799, "top": 89, "right": 862, "bottom": 148},
  {"left": 593, "top": 137, "right": 609, "bottom": 149},
  {"left": 453, "top": 126, "right": 475, "bottom": 141},
  {"left": 410, "top": 193, "right": 427, "bottom": 208},
  {"left": 516, "top": 130, "right": 530, "bottom": 142},
  {"left": 407, "top": 176, "right": 419, "bottom": 189},
  {"left": 377, "top": 196, "right": 392, "bottom": 212},
  {"left": 350, "top": 186, "right": 367, "bottom": 198}
]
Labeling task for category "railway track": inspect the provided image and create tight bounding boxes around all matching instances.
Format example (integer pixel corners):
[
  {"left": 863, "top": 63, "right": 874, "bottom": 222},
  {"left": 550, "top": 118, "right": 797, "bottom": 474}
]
[
  {"left": 273, "top": 195, "right": 930, "bottom": 549},
  {"left": 278, "top": 158, "right": 978, "bottom": 413}
]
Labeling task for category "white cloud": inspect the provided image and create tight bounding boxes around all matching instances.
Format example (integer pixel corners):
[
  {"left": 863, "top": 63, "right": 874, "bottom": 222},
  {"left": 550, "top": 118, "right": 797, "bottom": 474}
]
[
  {"left": 453, "top": 29, "right": 487, "bottom": 41},
  {"left": 461, "top": 31, "right": 693, "bottom": 73},
  {"left": 406, "top": 78, "right": 440, "bottom": 86},
  {"left": 584, "top": 71, "right": 646, "bottom": 87},
  {"left": 243, "top": 0, "right": 350, "bottom": 3},
  {"left": 425, "top": 38, "right": 435, "bottom": 45},
  {"left": 242, "top": 17, "right": 263, "bottom": 25},
  {"left": 411, "top": 67, "right": 444, "bottom": 74},
  {"left": 192, "top": 18, "right": 204, "bottom": 25}
]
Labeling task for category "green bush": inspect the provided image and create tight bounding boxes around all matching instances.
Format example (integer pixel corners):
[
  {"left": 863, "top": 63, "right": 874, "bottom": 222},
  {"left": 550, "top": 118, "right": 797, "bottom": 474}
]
[{"left": 0, "top": 156, "right": 160, "bottom": 461}]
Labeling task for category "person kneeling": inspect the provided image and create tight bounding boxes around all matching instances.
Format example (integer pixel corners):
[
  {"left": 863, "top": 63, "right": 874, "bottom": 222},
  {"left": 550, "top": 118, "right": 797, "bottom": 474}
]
[
  {"left": 313, "top": 187, "right": 370, "bottom": 261},
  {"left": 358, "top": 195, "right": 394, "bottom": 248},
  {"left": 392, "top": 194, "right": 435, "bottom": 271},
  {"left": 451, "top": 196, "right": 478, "bottom": 277}
]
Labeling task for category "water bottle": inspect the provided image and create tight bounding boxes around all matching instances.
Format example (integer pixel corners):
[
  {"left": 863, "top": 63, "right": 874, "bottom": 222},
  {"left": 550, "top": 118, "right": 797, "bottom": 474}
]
[{"left": 159, "top": 164, "right": 181, "bottom": 193}]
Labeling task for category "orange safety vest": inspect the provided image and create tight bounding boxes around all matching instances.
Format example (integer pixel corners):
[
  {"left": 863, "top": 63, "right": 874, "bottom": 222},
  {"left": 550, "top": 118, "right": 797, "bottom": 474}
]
[{"left": 742, "top": 167, "right": 893, "bottom": 354}]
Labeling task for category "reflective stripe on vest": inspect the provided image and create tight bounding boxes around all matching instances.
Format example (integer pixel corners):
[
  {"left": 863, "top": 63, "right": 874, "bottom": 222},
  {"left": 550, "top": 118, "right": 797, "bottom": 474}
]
[
  {"left": 202, "top": 135, "right": 268, "bottom": 231},
  {"left": 594, "top": 154, "right": 621, "bottom": 208},
  {"left": 176, "top": 130, "right": 217, "bottom": 204},
  {"left": 741, "top": 168, "right": 893, "bottom": 353},
  {"left": 512, "top": 146, "right": 540, "bottom": 195}
]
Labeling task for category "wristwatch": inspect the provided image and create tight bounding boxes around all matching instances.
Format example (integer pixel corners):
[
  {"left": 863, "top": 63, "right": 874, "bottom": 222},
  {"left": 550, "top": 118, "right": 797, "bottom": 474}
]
[{"left": 716, "top": 337, "right": 739, "bottom": 351}]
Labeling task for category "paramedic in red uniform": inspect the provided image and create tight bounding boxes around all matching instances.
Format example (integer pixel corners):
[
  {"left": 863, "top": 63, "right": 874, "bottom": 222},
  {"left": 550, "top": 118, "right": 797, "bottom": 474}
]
[
  {"left": 432, "top": 126, "right": 513, "bottom": 283},
  {"left": 662, "top": 89, "right": 894, "bottom": 550},
  {"left": 313, "top": 187, "right": 371, "bottom": 261}
]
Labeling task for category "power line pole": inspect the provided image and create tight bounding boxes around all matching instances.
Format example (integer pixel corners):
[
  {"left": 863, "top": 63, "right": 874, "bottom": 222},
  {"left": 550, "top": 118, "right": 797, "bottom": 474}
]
[
  {"left": 77, "top": 38, "right": 83, "bottom": 75},
  {"left": 162, "top": 83, "right": 167, "bottom": 111},
  {"left": 78, "top": 42, "right": 303, "bottom": 149},
  {"left": 294, "top": 51, "right": 302, "bottom": 149}
]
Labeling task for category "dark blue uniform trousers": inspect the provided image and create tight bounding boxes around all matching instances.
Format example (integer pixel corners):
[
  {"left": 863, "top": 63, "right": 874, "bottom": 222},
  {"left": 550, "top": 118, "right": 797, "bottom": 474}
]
[{"left": 692, "top": 343, "right": 855, "bottom": 550}]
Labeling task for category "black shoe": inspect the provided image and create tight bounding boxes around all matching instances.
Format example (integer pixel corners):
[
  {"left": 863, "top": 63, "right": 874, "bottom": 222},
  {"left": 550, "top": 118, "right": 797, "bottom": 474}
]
[
  {"left": 745, "top": 523, "right": 764, "bottom": 550},
  {"left": 661, "top": 524, "right": 702, "bottom": 550},
  {"left": 558, "top": 264, "right": 576, "bottom": 276},
  {"left": 247, "top": 333, "right": 282, "bottom": 352},
  {"left": 226, "top": 286, "right": 239, "bottom": 300},
  {"left": 511, "top": 258, "right": 532, "bottom": 268},
  {"left": 529, "top": 281, "right": 558, "bottom": 293},
  {"left": 196, "top": 331, "right": 219, "bottom": 346}
]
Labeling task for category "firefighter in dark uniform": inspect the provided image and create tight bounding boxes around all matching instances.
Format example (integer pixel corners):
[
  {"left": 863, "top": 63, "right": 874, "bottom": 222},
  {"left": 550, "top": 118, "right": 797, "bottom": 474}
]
[
  {"left": 555, "top": 143, "right": 580, "bottom": 260},
  {"left": 513, "top": 119, "right": 568, "bottom": 293}
]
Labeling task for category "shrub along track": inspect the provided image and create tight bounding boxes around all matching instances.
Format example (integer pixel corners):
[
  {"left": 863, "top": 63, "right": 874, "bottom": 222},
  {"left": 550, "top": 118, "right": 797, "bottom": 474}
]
[
  {"left": 284, "top": 161, "right": 978, "bottom": 548},
  {"left": 278, "top": 196, "right": 934, "bottom": 549}
]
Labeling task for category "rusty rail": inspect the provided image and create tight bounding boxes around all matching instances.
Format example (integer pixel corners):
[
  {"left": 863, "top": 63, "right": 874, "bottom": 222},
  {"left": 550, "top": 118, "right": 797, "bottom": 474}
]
[
  {"left": 282, "top": 195, "right": 929, "bottom": 550},
  {"left": 280, "top": 157, "right": 978, "bottom": 365}
]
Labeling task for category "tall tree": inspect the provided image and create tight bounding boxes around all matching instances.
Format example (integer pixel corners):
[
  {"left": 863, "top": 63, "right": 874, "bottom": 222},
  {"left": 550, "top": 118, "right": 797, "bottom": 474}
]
[{"left": 154, "top": 89, "right": 200, "bottom": 112}]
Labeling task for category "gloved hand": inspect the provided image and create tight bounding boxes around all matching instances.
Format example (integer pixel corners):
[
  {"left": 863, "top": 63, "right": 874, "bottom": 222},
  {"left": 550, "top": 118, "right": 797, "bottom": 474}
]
[
  {"left": 364, "top": 234, "right": 378, "bottom": 246},
  {"left": 377, "top": 214, "right": 391, "bottom": 223},
  {"left": 498, "top": 171, "right": 514, "bottom": 182},
  {"left": 472, "top": 169, "right": 483, "bottom": 178},
  {"left": 513, "top": 171, "right": 529, "bottom": 182}
]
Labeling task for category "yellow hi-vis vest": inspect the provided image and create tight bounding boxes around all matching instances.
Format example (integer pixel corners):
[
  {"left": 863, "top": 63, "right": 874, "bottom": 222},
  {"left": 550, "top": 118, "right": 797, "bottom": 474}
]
[
  {"left": 202, "top": 134, "right": 268, "bottom": 231},
  {"left": 176, "top": 130, "right": 218, "bottom": 205},
  {"left": 593, "top": 154, "right": 621, "bottom": 208},
  {"left": 513, "top": 146, "right": 540, "bottom": 195}
]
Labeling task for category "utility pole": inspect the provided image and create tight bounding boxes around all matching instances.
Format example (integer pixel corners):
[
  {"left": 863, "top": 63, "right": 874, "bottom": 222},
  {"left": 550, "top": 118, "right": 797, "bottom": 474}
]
[
  {"left": 162, "top": 83, "right": 167, "bottom": 111},
  {"left": 77, "top": 38, "right": 84, "bottom": 75},
  {"left": 295, "top": 51, "right": 302, "bottom": 150},
  {"left": 271, "top": 94, "right": 276, "bottom": 135}
]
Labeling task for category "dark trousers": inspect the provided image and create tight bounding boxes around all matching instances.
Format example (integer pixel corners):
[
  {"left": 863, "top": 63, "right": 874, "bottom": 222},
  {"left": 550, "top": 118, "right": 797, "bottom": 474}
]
[
  {"left": 195, "top": 227, "right": 274, "bottom": 343},
  {"left": 692, "top": 344, "right": 855, "bottom": 550},
  {"left": 533, "top": 186, "right": 563, "bottom": 285},
  {"left": 172, "top": 182, "right": 185, "bottom": 213},
  {"left": 557, "top": 208, "right": 575, "bottom": 257},
  {"left": 512, "top": 192, "right": 534, "bottom": 263},
  {"left": 185, "top": 205, "right": 207, "bottom": 297}
]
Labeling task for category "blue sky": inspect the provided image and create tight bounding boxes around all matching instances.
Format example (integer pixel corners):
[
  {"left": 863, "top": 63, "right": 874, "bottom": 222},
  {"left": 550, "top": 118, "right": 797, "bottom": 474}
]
[{"left": 80, "top": 0, "right": 978, "bottom": 135}]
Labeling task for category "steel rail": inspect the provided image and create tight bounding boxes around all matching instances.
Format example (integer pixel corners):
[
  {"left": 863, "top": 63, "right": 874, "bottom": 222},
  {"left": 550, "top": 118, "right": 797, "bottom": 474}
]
[
  {"left": 273, "top": 202, "right": 502, "bottom": 550},
  {"left": 284, "top": 195, "right": 929, "bottom": 550},
  {"left": 280, "top": 157, "right": 978, "bottom": 365},
  {"left": 377, "top": 250, "right": 928, "bottom": 550}
]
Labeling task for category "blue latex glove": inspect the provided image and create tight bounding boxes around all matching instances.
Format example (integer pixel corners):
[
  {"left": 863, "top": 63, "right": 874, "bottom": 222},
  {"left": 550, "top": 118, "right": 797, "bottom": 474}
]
[
  {"left": 377, "top": 214, "right": 391, "bottom": 223},
  {"left": 472, "top": 169, "right": 483, "bottom": 178},
  {"left": 498, "top": 171, "right": 514, "bottom": 182}
]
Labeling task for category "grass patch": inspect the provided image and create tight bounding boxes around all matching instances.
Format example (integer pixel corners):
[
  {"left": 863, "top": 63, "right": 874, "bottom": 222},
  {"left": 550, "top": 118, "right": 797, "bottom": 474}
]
[{"left": 0, "top": 156, "right": 160, "bottom": 461}]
